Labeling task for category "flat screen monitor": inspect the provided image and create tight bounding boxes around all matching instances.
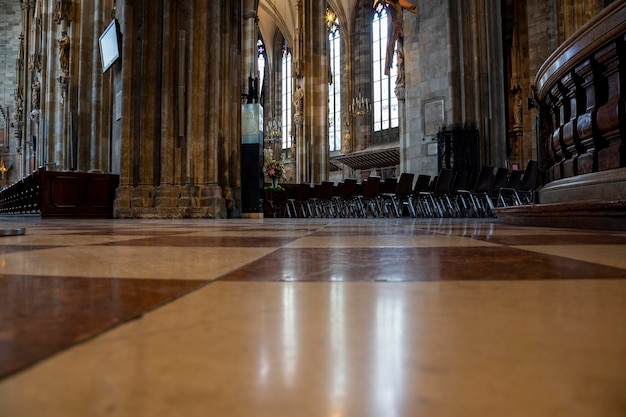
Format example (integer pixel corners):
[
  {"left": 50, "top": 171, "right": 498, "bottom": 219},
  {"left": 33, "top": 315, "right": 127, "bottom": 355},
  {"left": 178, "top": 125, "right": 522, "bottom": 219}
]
[{"left": 99, "top": 20, "right": 120, "bottom": 73}]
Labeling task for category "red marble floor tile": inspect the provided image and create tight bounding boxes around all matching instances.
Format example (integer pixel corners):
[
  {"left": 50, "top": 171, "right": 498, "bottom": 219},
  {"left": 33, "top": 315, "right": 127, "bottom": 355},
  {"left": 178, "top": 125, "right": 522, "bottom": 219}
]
[
  {"left": 310, "top": 229, "right": 435, "bottom": 236},
  {"left": 66, "top": 229, "right": 192, "bottom": 236},
  {"left": 473, "top": 234, "right": 626, "bottom": 246},
  {"left": 0, "top": 275, "right": 207, "bottom": 378},
  {"left": 0, "top": 246, "right": 58, "bottom": 254},
  {"left": 220, "top": 247, "right": 626, "bottom": 282},
  {"left": 101, "top": 235, "right": 300, "bottom": 247}
]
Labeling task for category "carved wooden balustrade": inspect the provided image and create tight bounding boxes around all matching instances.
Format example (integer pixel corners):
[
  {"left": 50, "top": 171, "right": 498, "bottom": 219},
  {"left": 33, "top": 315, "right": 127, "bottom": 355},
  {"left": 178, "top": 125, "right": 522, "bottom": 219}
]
[{"left": 534, "top": 1, "right": 625, "bottom": 184}]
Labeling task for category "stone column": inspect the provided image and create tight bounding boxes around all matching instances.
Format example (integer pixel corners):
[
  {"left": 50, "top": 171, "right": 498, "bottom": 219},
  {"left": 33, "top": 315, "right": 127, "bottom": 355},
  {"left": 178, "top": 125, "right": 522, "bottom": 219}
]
[
  {"left": 186, "top": 0, "right": 226, "bottom": 217},
  {"left": 154, "top": 0, "right": 182, "bottom": 211},
  {"left": 222, "top": 0, "right": 243, "bottom": 217},
  {"left": 112, "top": 0, "right": 134, "bottom": 216},
  {"left": 302, "top": 0, "right": 328, "bottom": 184},
  {"left": 75, "top": 0, "right": 112, "bottom": 173}
]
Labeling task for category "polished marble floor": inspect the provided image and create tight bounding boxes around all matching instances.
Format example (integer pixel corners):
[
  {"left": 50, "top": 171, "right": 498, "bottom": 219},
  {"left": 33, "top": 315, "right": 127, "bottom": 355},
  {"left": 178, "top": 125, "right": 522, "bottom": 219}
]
[{"left": 0, "top": 216, "right": 625, "bottom": 417}]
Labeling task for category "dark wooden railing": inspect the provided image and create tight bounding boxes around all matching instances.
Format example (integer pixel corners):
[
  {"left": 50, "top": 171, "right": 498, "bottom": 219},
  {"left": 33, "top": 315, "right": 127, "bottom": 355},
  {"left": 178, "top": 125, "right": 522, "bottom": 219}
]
[
  {"left": 534, "top": 1, "right": 625, "bottom": 183},
  {"left": 0, "top": 168, "right": 119, "bottom": 218}
]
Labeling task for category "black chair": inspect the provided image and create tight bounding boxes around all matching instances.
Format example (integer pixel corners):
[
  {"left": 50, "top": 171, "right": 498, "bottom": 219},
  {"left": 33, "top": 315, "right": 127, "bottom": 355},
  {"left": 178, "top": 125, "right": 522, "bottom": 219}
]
[
  {"left": 309, "top": 181, "right": 335, "bottom": 217},
  {"left": 479, "top": 167, "right": 509, "bottom": 216},
  {"left": 396, "top": 172, "right": 416, "bottom": 217},
  {"left": 411, "top": 174, "right": 431, "bottom": 216},
  {"left": 418, "top": 169, "right": 454, "bottom": 217},
  {"left": 288, "top": 183, "right": 313, "bottom": 218},
  {"left": 498, "top": 160, "right": 539, "bottom": 206},
  {"left": 457, "top": 166, "right": 494, "bottom": 217},
  {"left": 378, "top": 177, "right": 397, "bottom": 217},
  {"left": 357, "top": 176, "right": 382, "bottom": 217},
  {"left": 449, "top": 171, "right": 469, "bottom": 217}
]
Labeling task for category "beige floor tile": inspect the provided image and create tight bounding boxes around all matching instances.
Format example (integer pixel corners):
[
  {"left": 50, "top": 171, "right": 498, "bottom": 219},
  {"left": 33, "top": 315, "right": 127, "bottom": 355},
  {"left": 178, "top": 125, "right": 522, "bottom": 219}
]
[
  {"left": 2, "top": 280, "right": 624, "bottom": 417},
  {"left": 0, "top": 246, "right": 276, "bottom": 279},
  {"left": 0, "top": 234, "right": 149, "bottom": 246}
]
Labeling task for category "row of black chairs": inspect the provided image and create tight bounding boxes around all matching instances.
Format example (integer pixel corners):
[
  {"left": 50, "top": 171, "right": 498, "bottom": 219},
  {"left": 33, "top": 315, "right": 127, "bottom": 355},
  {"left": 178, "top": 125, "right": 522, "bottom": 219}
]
[
  {"left": 263, "top": 160, "right": 539, "bottom": 218},
  {"left": 416, "top": 160, "right": 539, "bottom": 218}
]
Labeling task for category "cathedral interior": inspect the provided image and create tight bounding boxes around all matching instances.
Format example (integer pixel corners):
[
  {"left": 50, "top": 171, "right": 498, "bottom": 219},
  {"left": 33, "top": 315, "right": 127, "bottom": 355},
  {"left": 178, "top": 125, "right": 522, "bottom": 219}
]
[{"left": 0, "top": 0, "right": 625, "bottom": 416}]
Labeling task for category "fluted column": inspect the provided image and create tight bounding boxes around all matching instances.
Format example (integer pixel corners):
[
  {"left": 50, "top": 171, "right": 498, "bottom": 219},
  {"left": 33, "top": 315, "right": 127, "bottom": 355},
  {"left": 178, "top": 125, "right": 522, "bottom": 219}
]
[
  {"left": 154, "top": 0, "right": 183, "bottom": 209},
  {"left": 75, "top": 0, "right": 112, "bottom": 173},
  {"left": 301, "top": 0, "right": 328, "bottom": 184}
]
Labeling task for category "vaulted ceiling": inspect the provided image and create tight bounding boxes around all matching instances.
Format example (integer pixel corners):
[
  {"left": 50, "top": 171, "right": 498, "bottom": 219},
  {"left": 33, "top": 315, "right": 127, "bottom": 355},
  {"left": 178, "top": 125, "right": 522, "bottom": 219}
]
[{"left": 257, "top": 0, "right": 360, "bottom": 51}]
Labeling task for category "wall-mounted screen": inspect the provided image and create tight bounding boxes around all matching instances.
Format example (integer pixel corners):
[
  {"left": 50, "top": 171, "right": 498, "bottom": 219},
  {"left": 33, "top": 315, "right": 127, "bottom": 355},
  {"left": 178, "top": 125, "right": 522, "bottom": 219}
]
[{"left": 99, "top": 20, "right": 120, "bottom": 73}]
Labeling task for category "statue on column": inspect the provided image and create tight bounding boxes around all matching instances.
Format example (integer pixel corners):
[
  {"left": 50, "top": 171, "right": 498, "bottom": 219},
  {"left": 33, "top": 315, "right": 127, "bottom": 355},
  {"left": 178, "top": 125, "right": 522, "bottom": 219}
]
[
  {"left": 293, "top": 85, "right": 304, "bottom": 126},
  {"left": 513, "top": 93, "right": 523, "bottom": 128},
  {"left": 58, "top": 31, "right": 70, "bottom": 75},
  {"left": 31, "top": 78, "right": 41, "bottom": 110},
  {"left": 342, "top": 116, "right": 352, "bottom": 153}
]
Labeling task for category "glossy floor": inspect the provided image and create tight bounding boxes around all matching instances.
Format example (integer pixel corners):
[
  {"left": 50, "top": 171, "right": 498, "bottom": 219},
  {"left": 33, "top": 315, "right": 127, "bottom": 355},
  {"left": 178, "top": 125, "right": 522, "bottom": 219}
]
[{"left": 0, "top": 216, "right": 625, "bottom": 417}]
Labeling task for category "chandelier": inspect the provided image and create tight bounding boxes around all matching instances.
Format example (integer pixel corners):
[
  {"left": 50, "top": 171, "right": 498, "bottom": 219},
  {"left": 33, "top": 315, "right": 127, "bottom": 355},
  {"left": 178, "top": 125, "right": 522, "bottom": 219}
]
[
  {"left": 350, "top": 91, "right": 371, "bottom": 117},
  {"left": 265, "top": 114, "right": 282, "bottom": 142}
]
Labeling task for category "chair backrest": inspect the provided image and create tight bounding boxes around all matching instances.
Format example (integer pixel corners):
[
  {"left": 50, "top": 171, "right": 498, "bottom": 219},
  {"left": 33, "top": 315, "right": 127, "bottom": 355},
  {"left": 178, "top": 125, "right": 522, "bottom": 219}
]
[
  {"left": 466, "top": 172, "right": 478, "bottom": 191},
  {"left": 380, "top": 177, "right": 398, "bottom": 194},
  {"left": 490, "top": 168, "right": 509, "bottom": 193},
  {"left": 395, "top": 173, "right": 414, "bottom": 197},
  {"left": 519, "top": 160, "right": 539, "bottom": 191},
  {"left": 413, "top": 175, "right": 431, "bottom": 194},
  {"left": 318, "top": 181, "right": 335, "bottom": 199},
  {"left": 473, "top": 166, "right": 494, "bottom": 193},
  {"left": 293, "top": 183, "right": 311, "bottom": 200},
  {"left": 433, "top": 169, "right": 454, "bottom": 195},
  {"left": 507, "top": 170, "right": 523, "bottom": 189},
  {"left": 333, "top": 182, "right": 343, "bottom": 198},
  {"left": 451, "top": 171, "right": 469, "bottom": 192},
  {"left": 429, "top": 176, "right": 438, "bottom": 191},
  {"left": 343, "top": 178, "right": 358, "bottom": 197},
  {"left": 362, "top": 176, "right": 381, "bottom": 198}
]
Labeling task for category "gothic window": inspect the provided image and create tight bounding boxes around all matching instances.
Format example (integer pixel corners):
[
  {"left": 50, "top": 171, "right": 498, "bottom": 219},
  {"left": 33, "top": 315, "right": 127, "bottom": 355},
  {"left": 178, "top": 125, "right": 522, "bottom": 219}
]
[
  {"left": 327, "top": 7, "right": 342, "bottom": 152},
  {"left": 372, "top": 2, "right": 399, "bottom": 142},
  {"left": 281, "top": 44, "right": 293, "bottom": 150}
]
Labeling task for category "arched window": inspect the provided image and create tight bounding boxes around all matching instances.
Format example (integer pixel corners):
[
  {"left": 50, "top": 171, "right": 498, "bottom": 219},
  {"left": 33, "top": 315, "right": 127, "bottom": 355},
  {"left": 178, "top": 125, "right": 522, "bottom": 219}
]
[
  {"left": 372, "top": 2, "right": 399, "bottom": 143},
  {"left": 327, "top": 8, "right": 341, "bottom": 152},
  {"left": 281, "top": 44, "right": 293, "bottom": 151}
]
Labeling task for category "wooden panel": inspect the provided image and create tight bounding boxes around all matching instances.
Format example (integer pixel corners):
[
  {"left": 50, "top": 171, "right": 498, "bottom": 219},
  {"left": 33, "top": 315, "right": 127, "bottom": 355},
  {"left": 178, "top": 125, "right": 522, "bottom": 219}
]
[
  {"left": 40, "top": 170, "right": 120, "bottom": 218},
  {"left": 50, "top": 176, "right": 80, "bottom": 208}
]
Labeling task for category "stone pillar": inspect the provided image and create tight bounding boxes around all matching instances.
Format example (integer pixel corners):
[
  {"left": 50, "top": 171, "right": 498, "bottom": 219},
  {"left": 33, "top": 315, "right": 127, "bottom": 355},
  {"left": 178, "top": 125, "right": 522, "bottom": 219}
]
[
  {"left": 112, "top": 0, "right": 137, "bottom": 216},
  {"left": 242, "top": 0, "right": 259, "bottom": 88},
  {"left": 114, "top": 0, "right": 238, "bottom": 218},
  {"left": 188, "top": 0, "right": 220, "bottom": 215},
  {"left": 302, "top": 0, "right": 328, "bottom": 184},
  {"left": 154, "top": 0, "right": 182, "bottom": 210},
  {"left": 75, "top": 0, "right": 112, "bottom": 173}
]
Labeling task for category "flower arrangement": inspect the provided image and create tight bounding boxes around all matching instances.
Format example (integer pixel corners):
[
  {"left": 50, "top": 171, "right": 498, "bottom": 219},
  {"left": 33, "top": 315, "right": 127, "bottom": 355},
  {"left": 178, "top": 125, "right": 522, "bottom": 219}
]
[{"left": 263, "top": 148, "right": 285, "bottom": 190}]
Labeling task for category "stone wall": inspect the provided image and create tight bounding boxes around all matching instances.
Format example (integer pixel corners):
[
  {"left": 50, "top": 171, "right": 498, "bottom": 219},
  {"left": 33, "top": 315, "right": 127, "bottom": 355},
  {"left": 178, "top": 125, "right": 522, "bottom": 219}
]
[
  {"left": 0, "top": 0, "right": 21, "bottom": 110},
  {"left": 403, "top": 0, "right": 449, "bottom": 177}
]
